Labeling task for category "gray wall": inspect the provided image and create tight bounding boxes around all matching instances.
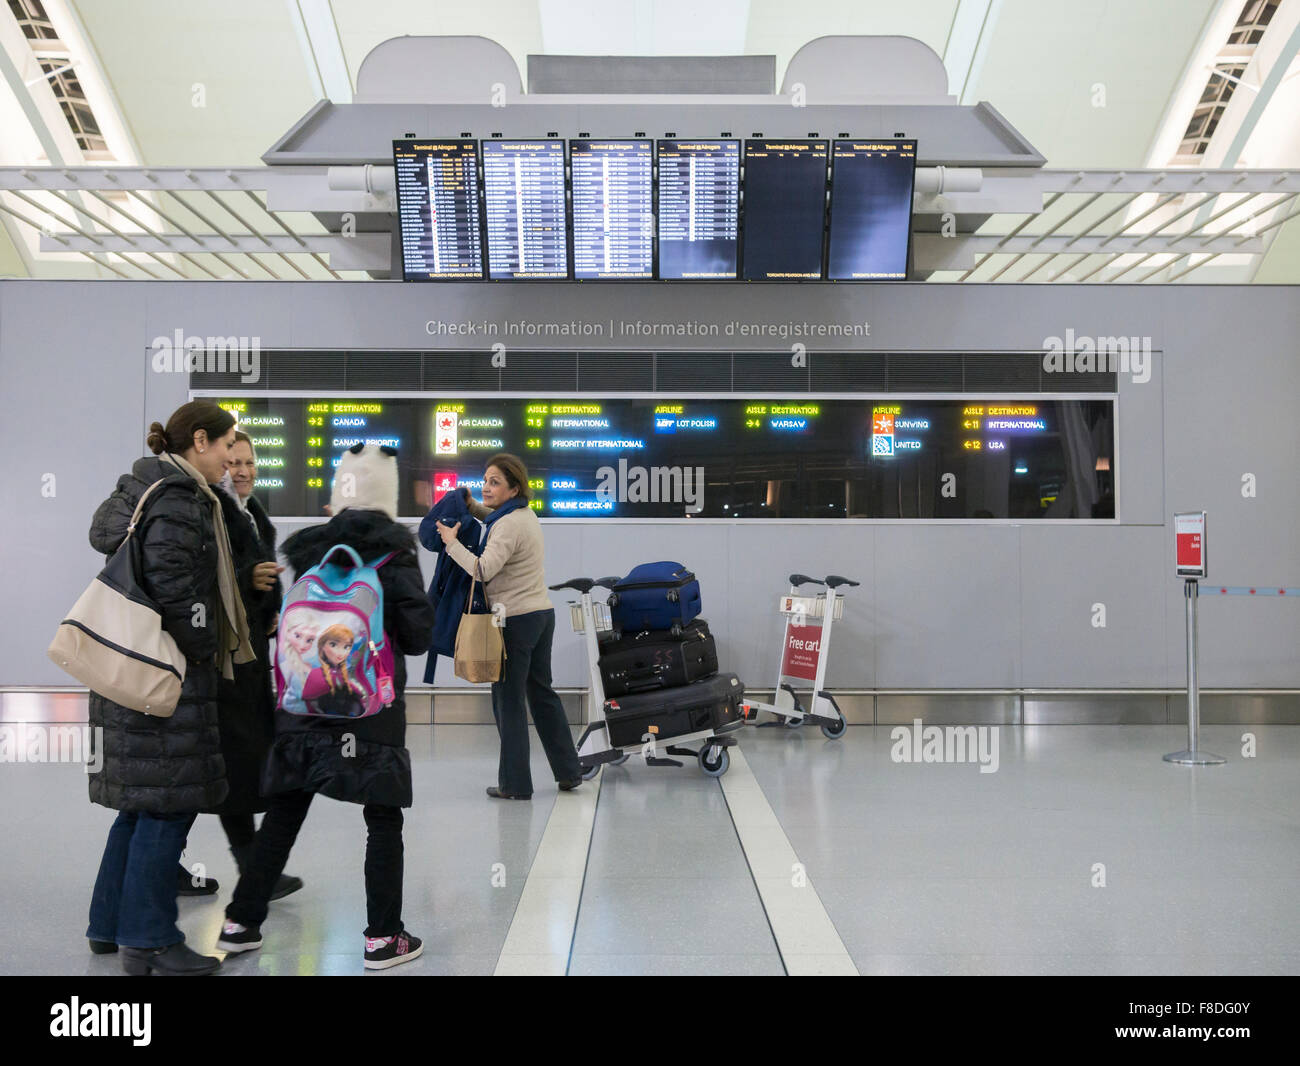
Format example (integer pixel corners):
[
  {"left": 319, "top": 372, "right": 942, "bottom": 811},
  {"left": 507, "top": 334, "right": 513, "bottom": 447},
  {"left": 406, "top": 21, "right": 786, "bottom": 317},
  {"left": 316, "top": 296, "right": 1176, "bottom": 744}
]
[{"left": 1, "top": 279, "right": 1296, "bottom": 692}]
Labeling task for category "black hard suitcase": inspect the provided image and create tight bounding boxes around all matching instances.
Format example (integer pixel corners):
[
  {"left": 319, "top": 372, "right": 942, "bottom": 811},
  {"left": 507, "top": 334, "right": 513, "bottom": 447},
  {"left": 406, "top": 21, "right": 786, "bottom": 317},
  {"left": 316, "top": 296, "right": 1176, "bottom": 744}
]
[
  {"left": 604, "top": 673, "right": 745, "bottom": 749},
  {"left": 599, "top": 619, "right": 718, "bottom": 697}
]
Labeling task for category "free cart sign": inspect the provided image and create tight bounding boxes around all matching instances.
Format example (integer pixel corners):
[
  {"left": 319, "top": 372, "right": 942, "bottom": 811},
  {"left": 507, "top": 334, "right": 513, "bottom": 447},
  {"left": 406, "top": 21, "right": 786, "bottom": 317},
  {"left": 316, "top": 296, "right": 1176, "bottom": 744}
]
[
  {"left": 1174, "top": 511, "right": 1207, "bottom": 578},
  {"left": 780, "top": 624, "right": 823, "bottom": 681}
]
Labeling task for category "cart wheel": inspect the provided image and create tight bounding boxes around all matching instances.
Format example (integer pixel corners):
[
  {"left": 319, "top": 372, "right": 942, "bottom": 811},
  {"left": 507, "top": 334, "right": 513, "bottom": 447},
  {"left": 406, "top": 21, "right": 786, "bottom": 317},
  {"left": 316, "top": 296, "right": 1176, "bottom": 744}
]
[
  {"left": 699, "top": 746, "right": 729, "bottom": 777},
  {"left": 580, "top": 761, "right": 601, "bottom": 781},
  {"left": 820, "top": 711, "right": 848, "bottom": 740},
  {"left": 613, "top": 752, "right": 630, "bottom": 765},
  {"left": 784, "top": 712, "right": 806, "bottom": 729}
]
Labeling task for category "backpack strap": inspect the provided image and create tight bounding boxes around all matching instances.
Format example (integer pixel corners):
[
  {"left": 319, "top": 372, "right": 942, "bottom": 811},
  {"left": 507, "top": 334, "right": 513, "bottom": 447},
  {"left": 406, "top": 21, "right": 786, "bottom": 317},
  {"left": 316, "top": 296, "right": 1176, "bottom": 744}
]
[{"left": 368, "top": 551, "right": 398, "bottom": 570}]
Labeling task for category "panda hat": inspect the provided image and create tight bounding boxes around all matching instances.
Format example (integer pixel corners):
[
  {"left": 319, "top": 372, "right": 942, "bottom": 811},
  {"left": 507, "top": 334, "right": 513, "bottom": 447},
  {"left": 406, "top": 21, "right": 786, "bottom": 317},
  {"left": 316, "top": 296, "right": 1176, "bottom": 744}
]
[{"left": 330, "top": 443, "right": 399, "bottom": 520}]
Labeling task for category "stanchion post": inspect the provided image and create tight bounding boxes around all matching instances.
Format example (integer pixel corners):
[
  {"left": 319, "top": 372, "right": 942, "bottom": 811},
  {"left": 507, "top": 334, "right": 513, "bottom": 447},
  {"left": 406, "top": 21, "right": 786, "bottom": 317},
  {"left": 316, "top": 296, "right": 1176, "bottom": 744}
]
[{"left": 1164, "top": 576, "right": 1225, "bottom": 766}]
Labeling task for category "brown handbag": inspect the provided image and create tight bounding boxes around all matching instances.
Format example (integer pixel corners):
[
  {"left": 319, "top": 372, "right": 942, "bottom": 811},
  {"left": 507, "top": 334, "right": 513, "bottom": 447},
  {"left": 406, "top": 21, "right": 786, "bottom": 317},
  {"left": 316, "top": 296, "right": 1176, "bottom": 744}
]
[{"left": 453, "top": 562, "right": 505, "bottom": 683}]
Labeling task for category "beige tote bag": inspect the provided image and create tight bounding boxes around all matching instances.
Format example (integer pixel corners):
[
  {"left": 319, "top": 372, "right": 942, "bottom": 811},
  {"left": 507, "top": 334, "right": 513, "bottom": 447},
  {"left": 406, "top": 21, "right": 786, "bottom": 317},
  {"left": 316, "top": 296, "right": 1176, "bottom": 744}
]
[
  {"left": 453, "top": 563, "right": 505, "bottom": 683},
  {"left": 47, "top": 479, "right": 187, "bottom": 716}
]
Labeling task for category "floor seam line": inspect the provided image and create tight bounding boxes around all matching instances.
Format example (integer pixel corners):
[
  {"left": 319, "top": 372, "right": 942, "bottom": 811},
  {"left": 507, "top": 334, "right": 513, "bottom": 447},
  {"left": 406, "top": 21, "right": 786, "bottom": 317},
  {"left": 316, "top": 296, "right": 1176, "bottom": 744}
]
[
  {"left": 718, "top": 758, "right": 789, "bottom": 976},
  {"left": 564, "top": 768, "right": 603, "bottom": 976}
]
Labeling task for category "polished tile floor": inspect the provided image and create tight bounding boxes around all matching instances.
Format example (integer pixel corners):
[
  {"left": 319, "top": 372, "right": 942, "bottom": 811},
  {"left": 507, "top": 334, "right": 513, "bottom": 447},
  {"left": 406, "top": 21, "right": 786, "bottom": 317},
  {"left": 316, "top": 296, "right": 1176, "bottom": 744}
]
[{"left": 3, "top": 715, "right": 1297, "bottom": 976}]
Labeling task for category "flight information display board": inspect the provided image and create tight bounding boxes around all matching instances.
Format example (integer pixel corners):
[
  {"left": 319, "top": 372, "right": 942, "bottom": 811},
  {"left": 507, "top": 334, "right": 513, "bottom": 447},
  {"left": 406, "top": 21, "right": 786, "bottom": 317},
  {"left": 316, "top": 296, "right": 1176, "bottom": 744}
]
[
  {"left": 657, "top": 140, "right": 741, "bottom": 279},
  {"left": 482, "top": 140, "right": 568, "bottom": 279},
  {"left": 393, "top": 140, "right": 484, "bottom": 279},
  {"left": 212, "top": 396, "right": 1114, "bottom": 520},
  {"left": 827, "top": 140, "right": 917, "bottom": 280},
  {"left": 570, "top": 140, "right": 654, "bottom": 279},
  {"left": 742, "top": 140, "right": 828, "bottom": 280}
]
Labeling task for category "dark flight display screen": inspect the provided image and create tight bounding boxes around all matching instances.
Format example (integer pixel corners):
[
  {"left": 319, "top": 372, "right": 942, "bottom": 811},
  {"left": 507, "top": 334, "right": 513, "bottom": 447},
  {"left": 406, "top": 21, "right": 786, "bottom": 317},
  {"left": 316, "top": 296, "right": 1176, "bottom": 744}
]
[
  {"left": 827, "top": 140, "right": 916, "bottom": 280},
  {"left": 570, "top": 140, "right": 654, "bottom": 279},
  {"left": 482, "top": 140, "right": 568, "bottom": 279},
  {"left": 393, "top": 140, "right": 484, "bottom": 280},
  {"left": 742, "top": 140, "right": 828, "bottom": 280},
  {"left": 657, "top": 140, "right": 740, "bottom": 279},
  {"left": 212, "top": 395, "right": 1115, "bottom": 520}
]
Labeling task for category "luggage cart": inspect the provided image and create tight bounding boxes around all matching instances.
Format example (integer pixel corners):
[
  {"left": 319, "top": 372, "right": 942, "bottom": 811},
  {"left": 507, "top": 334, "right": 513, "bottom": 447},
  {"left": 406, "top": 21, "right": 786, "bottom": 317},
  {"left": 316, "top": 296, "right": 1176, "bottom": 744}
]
[
  {"left": 549, "top": 577, "right": 742, "bottom": 779},
  {"left": 741, "top": 574, "right": 858, "bottom": 739}
]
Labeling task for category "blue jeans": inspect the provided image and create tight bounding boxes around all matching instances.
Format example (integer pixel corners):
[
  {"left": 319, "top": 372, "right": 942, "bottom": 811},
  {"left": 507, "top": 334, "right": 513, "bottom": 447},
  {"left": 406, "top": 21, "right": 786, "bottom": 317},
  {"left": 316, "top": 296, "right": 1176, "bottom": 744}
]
[{"left": 87, "top": 811, "right": 196, "bottom": 948}]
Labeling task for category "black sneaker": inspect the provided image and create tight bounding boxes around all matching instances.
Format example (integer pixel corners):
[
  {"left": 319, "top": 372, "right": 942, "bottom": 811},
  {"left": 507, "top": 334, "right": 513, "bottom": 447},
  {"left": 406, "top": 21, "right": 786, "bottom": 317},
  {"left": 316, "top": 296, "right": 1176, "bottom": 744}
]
[
  {"left": 364, "top": 929, "right": 423, "bottom": 971},
  {"left": 88, "top": 939, "right": 117, "bottom": 955},
  {"left": 557, "top": 778, "right": 582, "bottom": 791},
  {"left": 176, "top": 864, "right": 219, "bottom": 896},
  {"left": 269, "top": 874, "right": 304, "bottom": 901},
  {"left": 216, "top": 921, "right": 263, "bottom": 954},
  {"left": 485, "top": 786, "right": 531, "bottom": 800}
]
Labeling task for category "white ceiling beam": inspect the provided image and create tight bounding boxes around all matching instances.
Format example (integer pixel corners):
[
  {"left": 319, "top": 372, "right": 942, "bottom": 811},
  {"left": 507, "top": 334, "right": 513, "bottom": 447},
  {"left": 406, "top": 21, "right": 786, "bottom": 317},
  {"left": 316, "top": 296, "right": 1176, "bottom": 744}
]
[
  {"left": 942, "top": 0, "right": 1003, "bottom": 105},
  {"left": 286, "top": 0, "right": 352, "bottom": 103}
]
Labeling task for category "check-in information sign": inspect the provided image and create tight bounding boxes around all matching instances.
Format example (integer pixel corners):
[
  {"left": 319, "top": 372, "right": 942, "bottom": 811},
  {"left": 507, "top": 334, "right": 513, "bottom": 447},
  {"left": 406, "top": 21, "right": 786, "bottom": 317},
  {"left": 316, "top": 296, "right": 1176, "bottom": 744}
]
[{"left": 1174, "top": 511, "right": 1207, "bottom": 578}]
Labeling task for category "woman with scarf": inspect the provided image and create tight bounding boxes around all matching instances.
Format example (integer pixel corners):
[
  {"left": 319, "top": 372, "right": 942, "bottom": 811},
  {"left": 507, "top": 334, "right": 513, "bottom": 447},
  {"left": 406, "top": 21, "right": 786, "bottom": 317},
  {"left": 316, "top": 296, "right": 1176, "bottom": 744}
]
[
  {"left": 85, "top": 401, "right": 256, "bottom": 976},
  {"left": 206, "top": 431, "right": 303, "bottom": 898},
  {"left": 435, "top": 454, "right": 582, "bottom": 800}
]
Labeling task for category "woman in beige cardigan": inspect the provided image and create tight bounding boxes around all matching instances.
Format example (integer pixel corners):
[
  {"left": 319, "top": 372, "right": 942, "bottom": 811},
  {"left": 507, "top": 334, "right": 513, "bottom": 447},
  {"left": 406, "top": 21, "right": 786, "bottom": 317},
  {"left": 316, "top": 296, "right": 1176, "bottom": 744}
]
[{"left": 437, "top": 454, "right": 583, "bottom": 799}]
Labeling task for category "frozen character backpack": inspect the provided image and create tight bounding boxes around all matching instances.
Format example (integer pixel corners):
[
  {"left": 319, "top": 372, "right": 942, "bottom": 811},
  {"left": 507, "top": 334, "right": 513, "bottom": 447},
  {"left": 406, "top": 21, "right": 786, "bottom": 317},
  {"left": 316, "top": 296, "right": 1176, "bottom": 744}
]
[{"left": 275, "top": 544, "right": 396, "bottom": 718}]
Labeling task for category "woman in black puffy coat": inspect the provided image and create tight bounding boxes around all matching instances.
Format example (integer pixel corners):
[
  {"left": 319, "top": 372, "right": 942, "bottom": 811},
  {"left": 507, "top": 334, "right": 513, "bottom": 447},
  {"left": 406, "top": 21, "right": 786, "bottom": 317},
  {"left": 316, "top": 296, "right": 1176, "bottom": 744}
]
[{"left": 85, "top": 401, "right": 254, "bottom": 977}]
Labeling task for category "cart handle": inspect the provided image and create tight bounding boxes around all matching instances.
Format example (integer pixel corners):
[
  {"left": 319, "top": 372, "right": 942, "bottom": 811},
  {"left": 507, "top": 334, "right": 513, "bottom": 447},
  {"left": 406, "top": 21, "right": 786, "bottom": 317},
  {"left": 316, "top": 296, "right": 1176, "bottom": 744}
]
[
  {"left": 825, "top": 575, "right": 860, "bottom": 589},
  {"left": 549, "top": 578, "right": 594, "bottom": 593},
  {"left": 549, "top": 575, "right": 623, "bottom": 593},
  {"left": 789, "top": 573, "right": 823, "bottom": 587}
]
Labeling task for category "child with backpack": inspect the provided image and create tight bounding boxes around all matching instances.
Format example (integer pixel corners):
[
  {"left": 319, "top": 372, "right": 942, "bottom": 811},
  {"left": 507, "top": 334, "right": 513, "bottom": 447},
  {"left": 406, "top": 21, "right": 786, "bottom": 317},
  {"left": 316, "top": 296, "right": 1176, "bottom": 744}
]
[{"left": 217, "top": 444, "right": 434, "bottom": 970}]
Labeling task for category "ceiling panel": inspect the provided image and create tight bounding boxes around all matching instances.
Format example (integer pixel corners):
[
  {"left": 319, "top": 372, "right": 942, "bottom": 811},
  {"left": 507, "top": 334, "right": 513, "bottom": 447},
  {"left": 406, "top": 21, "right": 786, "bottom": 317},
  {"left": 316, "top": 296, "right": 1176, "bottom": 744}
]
[
  {"left": 969, "top": 0, "right": 1220, "bottom": 168},
  {"left": 69, "top": 0, "right": 318, "bottom": 165}
]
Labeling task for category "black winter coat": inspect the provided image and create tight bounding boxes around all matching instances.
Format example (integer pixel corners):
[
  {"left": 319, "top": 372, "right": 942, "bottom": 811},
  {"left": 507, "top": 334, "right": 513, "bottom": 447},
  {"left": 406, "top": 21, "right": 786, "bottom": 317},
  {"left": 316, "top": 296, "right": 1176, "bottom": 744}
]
[
  {"left": 212, "top": 487, "right": 280, "bottom": 815},
  {"left": 86, "top": 456, "right": 227, "bottom": 814},
  {"left": 269, "top": 510, "right": 433, "bottom": 808}
]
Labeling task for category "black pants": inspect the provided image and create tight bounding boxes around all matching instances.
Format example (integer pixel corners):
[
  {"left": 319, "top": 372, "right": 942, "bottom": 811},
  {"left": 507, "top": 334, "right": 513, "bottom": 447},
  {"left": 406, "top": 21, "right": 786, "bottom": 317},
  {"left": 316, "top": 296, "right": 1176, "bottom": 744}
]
[
  {"left": 491, "top": 608, "right": 581, "bottom": 795},
  {"left": 219, "top": 813, "right": 256, "bottom": 849},
  {"left": 226, "top": 790, "right": 404, "bottom": 937}
]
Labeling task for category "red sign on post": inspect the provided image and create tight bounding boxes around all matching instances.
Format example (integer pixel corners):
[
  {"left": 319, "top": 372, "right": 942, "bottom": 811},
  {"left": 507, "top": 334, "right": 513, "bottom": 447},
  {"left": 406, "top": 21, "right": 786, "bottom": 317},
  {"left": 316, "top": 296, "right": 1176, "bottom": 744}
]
[
  {"left": 1174, "top": 511, "right": 1207, "bottom": 578},
  {"left": 780, "top": 623, "right": 823, "bottom": 681}
]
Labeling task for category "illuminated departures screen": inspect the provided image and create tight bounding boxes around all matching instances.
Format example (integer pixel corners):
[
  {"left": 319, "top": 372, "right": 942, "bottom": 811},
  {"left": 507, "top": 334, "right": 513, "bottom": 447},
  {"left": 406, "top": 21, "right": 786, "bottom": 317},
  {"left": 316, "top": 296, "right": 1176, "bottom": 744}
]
[
  {"left": 482, "top": 139, "right": 568, "bottom": 279},
  {"left": 827, "top": 140, "right": 917, "bottom": 280},
  {"left": 394, "top": 140, "right": 484, "bottom": 279},
  {"left": 570, "top": 140, "right": 654, "bottom": 279},
  {"left": 656, "top": 140, "right": 741, "bottom": 279},
  {"left": 742, "top": 140, "right": 828, "bottom": 280},
  {"left": 214, "top": 396, "right": 1115, "bottom": 520}
]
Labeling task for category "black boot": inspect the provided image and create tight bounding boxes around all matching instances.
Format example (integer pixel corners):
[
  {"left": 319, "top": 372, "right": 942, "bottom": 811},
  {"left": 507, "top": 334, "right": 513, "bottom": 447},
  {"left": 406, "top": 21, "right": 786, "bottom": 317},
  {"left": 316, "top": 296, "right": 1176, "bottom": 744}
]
[
  {"left": 231, "top": 843, "right": 304, "bottom": 903},
  {"left": 176, "top": 864, "right": 219, "bottom": 896},
  {"left": 121, "top": 941, "right": 220, "bottom": 976}
]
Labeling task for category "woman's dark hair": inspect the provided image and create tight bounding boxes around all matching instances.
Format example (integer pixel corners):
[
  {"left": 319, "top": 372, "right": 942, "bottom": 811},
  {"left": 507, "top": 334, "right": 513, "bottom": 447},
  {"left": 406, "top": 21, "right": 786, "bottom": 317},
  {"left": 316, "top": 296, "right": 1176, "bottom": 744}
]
[
  {"left": 146, "top": 401, "right": 236, "bottom": 456},
  {"left": 485, "top": 452, "right": 530, "bottom": 502}
]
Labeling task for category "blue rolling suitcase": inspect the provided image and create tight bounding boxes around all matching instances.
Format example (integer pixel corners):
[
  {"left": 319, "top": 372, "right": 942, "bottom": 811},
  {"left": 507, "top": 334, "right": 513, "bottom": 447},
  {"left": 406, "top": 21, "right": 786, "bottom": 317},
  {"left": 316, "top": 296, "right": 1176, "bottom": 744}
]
[{"left": 610, "top": 561, "right": 702, "bottom": 633}]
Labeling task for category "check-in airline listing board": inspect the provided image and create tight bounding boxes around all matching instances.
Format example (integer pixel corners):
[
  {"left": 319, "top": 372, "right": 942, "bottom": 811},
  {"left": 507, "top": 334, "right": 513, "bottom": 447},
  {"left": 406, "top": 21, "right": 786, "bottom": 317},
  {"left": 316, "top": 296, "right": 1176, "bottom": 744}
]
[{"left": 213, "top": 395, "right": 1115, "bottom": 520}]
